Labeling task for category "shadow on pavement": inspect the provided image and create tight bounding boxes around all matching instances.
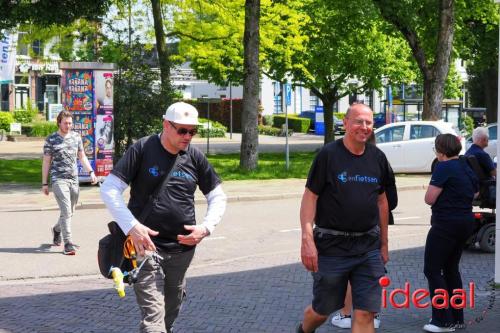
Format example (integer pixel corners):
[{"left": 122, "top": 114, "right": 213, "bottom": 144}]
[
  {"left": 0, "top": 247, "right": 496, "bottom": 333},
  {"left": 0, "top": 244, "right": 57, "bottom": 254}
]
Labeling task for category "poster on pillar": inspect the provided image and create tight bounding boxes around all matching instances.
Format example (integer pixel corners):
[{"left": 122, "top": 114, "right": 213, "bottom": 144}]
[
  {"left": 94, "top": 70, "right": 113, "bottom": 114},
  {"left": 60, "top": 63, "right": 116, "bottom": 181},
  {"left": 94, "top": 70, "right": 114, "bottom": 176},
  {"left": 62, "top": 70, "right": 93, "bottom": 111}
]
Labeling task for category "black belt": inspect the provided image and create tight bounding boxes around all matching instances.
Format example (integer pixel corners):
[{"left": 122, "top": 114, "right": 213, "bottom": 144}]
[{"left": 314, "top": 225, "right": 379, "bottom": 237}]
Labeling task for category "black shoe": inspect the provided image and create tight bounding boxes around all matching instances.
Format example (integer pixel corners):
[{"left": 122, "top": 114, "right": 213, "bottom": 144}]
[
  {"left": 296, "top": 322, "right": 315, "bottom": 333},
  {"left": 51, "top": 227, "right": 62, "bottom": 246},
  {"left": 63, "top": 242, "right": 79, "bottom": 255}
]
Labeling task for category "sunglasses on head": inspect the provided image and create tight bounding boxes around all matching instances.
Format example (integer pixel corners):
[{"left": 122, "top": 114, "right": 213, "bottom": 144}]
[{"left": 169, "top": 122, "right": 198, "bottom": 136}]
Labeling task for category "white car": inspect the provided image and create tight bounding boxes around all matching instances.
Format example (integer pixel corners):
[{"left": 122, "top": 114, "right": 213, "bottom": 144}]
[
  {"left": 374, "top": 121, "right": 465, "bottom": 173},
  {"left": 465, "top": 123, "right": 497, "bottom": 160}
]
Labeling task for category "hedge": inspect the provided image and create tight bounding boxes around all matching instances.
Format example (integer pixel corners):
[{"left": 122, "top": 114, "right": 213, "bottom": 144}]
[
  {"left": 272, "top": 115, "right": 311, "bottom": 133},
  {"left": 28, "top": 122, "right": 58, "bottom": 137},
  {"left": 258, "top": 125, "right": 281, "bottom": 136},
  {"left": 198, "top": 117, "right": 227, "bottom": 138},
  {"left": 13, "top": 110, "right": 37, "bottom": 124},
  {"left": 0, "top": 112, "right": 14, "bottom": 131}
]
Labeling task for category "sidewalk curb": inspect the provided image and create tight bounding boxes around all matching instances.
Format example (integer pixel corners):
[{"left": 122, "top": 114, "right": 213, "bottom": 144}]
[{"left": 0, "top": 184, "right": 428, "bottom": 213}]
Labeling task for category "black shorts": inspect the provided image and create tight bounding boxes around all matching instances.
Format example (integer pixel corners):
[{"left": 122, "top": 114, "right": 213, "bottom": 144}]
[{"left": 311, "top": 249, "right": 385, "bottom": 315}]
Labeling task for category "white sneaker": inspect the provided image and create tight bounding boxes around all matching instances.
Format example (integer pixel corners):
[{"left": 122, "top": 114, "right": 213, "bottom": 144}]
[
  {"left": 331, "top": 312, "right": 351, "bottom": 329},
  {"left": 374, "top": 314, "right": 381, "bottom": 329},
  {"left": 423, "top": 324, "right": 455, "bottom": 332}
]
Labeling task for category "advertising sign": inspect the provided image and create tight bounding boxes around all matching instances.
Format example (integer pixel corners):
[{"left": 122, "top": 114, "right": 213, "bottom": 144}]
[
  {"left": 62, "top": 70, "right": 93, "bottom": 111},
  {"left": 60, "top": 63, "right": 117, "bottom": 181},
  {"left": 73, "top": 112, "right": 94, "bottom": 159},
  {"left": 48, "top": 104, "right": 63, "bottom": 122},
  {"left": 0, "top": 31, "right": 17, "bottom": 83},
  {"left": 94, "top": 70, "right": 113, "bottom": 114}
]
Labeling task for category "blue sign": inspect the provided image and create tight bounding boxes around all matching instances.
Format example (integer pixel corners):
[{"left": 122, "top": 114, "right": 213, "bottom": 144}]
[
  {"left": 285, "top": 84, "right": 292, "bottom": 106},
  {"left": 315, "top": 105, "right": 324, "bottom": 135}
]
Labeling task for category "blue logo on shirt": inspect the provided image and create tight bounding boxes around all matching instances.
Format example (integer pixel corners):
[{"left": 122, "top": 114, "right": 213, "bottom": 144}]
[
  {"left": 171, "top": 170, "right": 194, "bottom": 180},
  {"left": 338, "top": 172, "right": 348, "bottom": 183},
  {"left": 337, "top": 171, "right": 378, "bottom": 184},
  {"left": 149, "top": 166, "right": 159, "bottom": 177}
]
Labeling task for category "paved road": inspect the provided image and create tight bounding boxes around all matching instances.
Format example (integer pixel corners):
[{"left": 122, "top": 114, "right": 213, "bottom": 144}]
[
  {"left": 0, "top": 191, "right": 497, "bottom": 332},
  {"left": 0, "top": 133, "right": 325, "bottom": 159}
]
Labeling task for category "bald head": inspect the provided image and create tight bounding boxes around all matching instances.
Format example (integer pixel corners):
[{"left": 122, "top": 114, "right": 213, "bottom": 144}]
[{"left": 346, "top": 103, "right": 373, "bottom": 119}]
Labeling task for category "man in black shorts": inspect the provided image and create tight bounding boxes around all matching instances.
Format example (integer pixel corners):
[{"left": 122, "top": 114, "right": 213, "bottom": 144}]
[
  {"left": 101, "top": 102, "right": 227, "bottom": 333},
  {"left": 297, "top": 103, "right": 391, "bottom": 333}
]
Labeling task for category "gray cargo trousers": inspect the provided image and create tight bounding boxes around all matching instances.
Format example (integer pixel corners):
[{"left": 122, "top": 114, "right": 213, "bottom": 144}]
[
  {"left": 134, "top": 248, "right": 195, "bottom": 333},
  {"left": 52, "top": 179, "right": 79, "bottom": 244}
]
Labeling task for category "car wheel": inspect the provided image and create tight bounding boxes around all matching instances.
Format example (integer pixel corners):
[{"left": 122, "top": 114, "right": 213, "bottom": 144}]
[
  {"left": 479, "top": 224, "right": 495, "bottom": 253},
  {"left": 431, "top": 158, "right": 438, "bottom": 173}
]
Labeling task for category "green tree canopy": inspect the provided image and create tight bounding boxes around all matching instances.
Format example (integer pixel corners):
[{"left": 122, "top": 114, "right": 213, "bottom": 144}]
[{"left": 0, "top": 0, "right": 110, "bottom": 34}]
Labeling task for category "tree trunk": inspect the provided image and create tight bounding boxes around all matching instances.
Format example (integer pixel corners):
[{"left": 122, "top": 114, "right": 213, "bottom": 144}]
[
  {"left": 421, "top": 0, "right": 455, "bottom": 120},
  {"left": 484, "top": 67, "right": 498, "bottom": 123},
  {"left": 422, "top": 75, "right": 445, "bottom": 120},
  {"left": 374, "top": 0, "right": 455, "bottom": 121},
  {"left": 240, "top": 0, "right": 260, "bottom": 170},
  {"left": 322, "top": 99, "right": 336, "bottom": 144},
  {"left": 151, "top": 0, "right": 171, "bottom": 94}
]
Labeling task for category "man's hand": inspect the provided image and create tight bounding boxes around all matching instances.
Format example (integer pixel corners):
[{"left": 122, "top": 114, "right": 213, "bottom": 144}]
[
  {"left": 90, "top": 172, "right": 98, "bottom": 185},
  {"left": 177, "top": 225, "right": 208, "bottom": 246},
  {"left": 128, "top": 223, "right": 159, "bottom": 256},
  {"left": 301, "top": 237, "right": 318, "bottom": 272},
  {"left": 381, "top": 243, "right": 389, "bottom": 265},
  {"left": 42, "top": 185, "right": 49, "bottom": 196}
]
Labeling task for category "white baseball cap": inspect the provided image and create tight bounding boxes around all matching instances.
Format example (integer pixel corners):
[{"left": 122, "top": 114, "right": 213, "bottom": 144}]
[{"left": 162, "top": 102, "right": 199, "bottom": 125}]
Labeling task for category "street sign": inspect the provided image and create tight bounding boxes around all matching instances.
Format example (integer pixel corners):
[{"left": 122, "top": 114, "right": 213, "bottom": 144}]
[{"left": 285, "top": 83, "right": 292, "bottom": 106}]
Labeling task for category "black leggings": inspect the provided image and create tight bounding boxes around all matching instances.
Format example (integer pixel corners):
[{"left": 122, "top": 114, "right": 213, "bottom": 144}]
[{"left": 423, "top": 225, "right": 471, "bottom": 327}]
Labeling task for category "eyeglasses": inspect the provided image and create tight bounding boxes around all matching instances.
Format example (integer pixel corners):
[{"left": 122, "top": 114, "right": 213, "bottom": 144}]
[
  {"left": 348, "top": 118, "right": 373, "bottom": 127},
  {"left": 169, "top": 122, "right": 197, "bottom": 136}
]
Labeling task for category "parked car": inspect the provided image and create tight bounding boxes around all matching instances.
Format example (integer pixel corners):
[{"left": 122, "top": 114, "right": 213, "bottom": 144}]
[
  {"left": 374, "top": 121, "right": 465, "bottom": 173},
  {"left": 333, "top": 115, "right": 345, "bottom": 134},
  {"left": 298, "top": 111, "right": 345, "bottom": 134},
  {"left": 465, "top": 123, "right": 497, "bottom": 160},
  {"left": 373, "top": 113, "right": 404, "bottom": 128}
]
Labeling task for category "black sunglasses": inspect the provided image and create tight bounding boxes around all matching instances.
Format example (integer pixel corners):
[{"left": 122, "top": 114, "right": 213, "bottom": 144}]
[{"left": 169, "top": 122, "right": 198, "bottom": 136}]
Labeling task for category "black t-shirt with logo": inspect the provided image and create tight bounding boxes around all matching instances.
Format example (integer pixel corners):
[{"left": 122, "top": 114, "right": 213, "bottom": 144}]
[
  {"left": 306, "top": 139, "right": 391, "bottom": 256},
  {"left": 111, "top": 135, "right": 221, "bottom": 251}
]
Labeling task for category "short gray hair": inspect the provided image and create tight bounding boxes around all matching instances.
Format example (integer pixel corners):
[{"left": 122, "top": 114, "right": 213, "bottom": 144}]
[{"left": 472, "top": 127, "right": 488, "bottom": 143}]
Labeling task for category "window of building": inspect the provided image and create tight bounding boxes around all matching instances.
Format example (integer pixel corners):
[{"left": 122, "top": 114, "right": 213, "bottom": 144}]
[
  {"left": 309, "top": 91, "right": 319, "bottom": 111},
  {"left": 17, "top": 32, "right": 29, "bottom": 56},
  {"left": 32, "top": 40, "right": 43, "bottom": 57},
  {"left": 349, "top": 92, "right": 358, "bottom": 105},
  {"left": 1, "top": 84, "right": 9, "bottom": 111},
  {"left": 15, "top": 76, "right": 29, "bottom": 85}
]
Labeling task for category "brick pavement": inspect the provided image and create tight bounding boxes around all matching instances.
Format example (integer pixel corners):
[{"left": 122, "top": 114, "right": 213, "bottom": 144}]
[{"left": 0, "top": 247, "right": 496, "bottom": 333}]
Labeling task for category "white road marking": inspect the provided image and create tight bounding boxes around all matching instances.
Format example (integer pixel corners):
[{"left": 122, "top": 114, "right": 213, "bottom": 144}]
[
  {"left": 394, "top": 216, "right": 421, "bottom": 221},
  {"left": 279, "top": 228, "right": 301, "bottom": 233},
  {"left": 204, "top": 236, "right": 226, "bottom": 241}
]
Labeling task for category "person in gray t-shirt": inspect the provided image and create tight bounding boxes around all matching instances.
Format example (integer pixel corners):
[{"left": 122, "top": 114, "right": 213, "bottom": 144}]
[{"left": 42, "top": 110, "right": 97, "bottom": 255}]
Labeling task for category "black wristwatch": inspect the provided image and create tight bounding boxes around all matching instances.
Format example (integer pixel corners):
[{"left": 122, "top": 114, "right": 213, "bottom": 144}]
[{"left": 89, "top": 170, "right": 95, "bottom": 174}]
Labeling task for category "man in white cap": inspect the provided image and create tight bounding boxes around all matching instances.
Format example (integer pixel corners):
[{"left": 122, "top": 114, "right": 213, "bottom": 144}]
[{"left": 101, "top": 102, "right": 227, "bottom": 333}]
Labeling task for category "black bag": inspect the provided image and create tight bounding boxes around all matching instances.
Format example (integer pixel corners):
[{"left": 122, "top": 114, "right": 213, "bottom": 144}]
[{"left": 97, "top": 221, "right": 132, "bottom": 278}]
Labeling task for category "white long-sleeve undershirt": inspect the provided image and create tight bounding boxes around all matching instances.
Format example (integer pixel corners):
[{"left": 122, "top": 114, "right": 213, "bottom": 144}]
[{"left": 100, "top": 173, "right": 226, "bottom": 235}]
